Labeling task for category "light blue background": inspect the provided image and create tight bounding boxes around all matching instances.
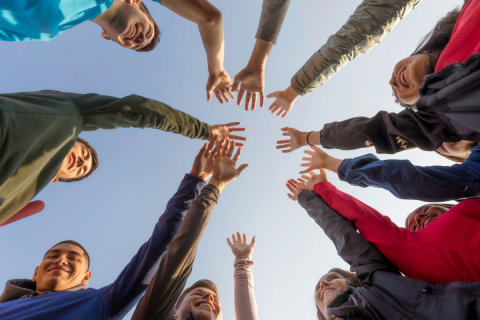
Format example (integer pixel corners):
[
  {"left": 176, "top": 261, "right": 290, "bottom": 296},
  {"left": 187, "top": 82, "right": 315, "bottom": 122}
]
[{"left": 0, "top": 0, "right": 462, "bottom": 318}]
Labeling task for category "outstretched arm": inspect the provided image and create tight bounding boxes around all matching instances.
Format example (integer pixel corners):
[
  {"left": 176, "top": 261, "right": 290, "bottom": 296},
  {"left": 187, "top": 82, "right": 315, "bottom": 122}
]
[
  {"left": 227, "top": 232, "right": 259, "bottom": 320},
  {"left": 160, "top": 0, "right": 235, "bottom": 104}
]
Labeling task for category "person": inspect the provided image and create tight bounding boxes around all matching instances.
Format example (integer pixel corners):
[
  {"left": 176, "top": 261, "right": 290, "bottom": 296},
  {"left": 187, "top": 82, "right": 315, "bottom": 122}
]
[
  {"left": 286, "top": 169, "right": 480, "bottom": 284},
  {"left": 289, "top": 180, "right": 480, "bottom": 319},
  {"left": 131, "top": 140, "right": 248, "bottom": 320},
  {"left": 227, "top": 232, "right": 259, "bottom": 320},
  {"left": 0, "top": 0, "right": 234, "bottom": 103},
  {"left": 295, "top": 144, "right": 480, "bottom": 201},
  {"left": 263, "top": 0, "right": 423, "bottom": 117},
  {"left": 231, "top": 0, "right": 291, "bottom": 111},
  {"left": 0, "top": 89, "right": 247, "bottom": 226},
  {"left": 0, "top": 139, "right": 233, "bottom": 319}
]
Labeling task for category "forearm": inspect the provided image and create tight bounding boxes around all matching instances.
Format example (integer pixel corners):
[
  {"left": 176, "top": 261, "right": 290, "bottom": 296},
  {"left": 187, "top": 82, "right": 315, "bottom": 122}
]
[
  {"left": 247, "top": 39, "right": 273, "bottom": 71},
  {"left": 339, "top": 155, "right": 480, "bottom": 201},
  {"left": 255, "top": 0, "right": 291, "bottom": 44},
  {"left": 198, "top": 12, "right": 225, "bottom": 75},
  {"left": 234, "top": 256, "right": 259, "bottom": 320},
  {"left": 291, "top": 0, "right": 421, "bottom": 95}
]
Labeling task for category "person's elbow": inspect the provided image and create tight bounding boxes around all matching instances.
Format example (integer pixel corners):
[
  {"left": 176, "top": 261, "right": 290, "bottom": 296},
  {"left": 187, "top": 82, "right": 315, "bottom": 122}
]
[{"left": 198, "top": 6, "right": 222, "bottom": 27}]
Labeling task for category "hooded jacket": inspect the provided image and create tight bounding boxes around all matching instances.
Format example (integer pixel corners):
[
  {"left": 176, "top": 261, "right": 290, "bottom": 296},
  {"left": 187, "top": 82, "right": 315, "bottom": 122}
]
[
  {"left": 0, "top": 90, "right": 210, "bottom": 225},
  {"left": 0, "top": 174, "right": 206, "bottom": 320},
  {"left": 298, "top": 190, "right": 480, "bottom": 319}
]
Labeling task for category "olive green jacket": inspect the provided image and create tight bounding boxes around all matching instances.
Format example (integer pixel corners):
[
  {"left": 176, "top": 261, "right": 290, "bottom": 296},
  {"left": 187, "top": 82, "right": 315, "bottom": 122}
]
[
  {"left": 0, "top": 90, "right": 210, "bottom": 225},
  {"left": 291, "top": 0, "right": 422, "bottom": 96}
]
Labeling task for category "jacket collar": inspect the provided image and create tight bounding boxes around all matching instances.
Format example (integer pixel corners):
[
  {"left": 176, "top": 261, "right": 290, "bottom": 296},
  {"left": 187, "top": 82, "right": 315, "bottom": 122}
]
[
  {"left": 182, "top": 311, "right": 196, "bottom": 320},
  {"left": 0, "top": 279, "right": 89, "bottom": 303},
  {"left": 327, "top": 288, "right": 377, "bottom": 320}
]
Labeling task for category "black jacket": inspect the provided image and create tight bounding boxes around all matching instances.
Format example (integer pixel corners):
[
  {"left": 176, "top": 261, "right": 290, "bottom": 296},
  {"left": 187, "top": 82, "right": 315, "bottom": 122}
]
[
  {"left": 298, "top": 190, "right": 480, "bottom": 320},
  {"left": 320, "top": 52, "right": 480, "bottom": 154}
]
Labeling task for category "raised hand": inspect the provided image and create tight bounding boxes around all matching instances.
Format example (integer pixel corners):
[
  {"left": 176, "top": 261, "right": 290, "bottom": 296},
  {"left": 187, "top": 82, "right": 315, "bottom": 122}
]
[
  {"left": 189, "top": 137, "right": 219, "bottom": 181},
  {"left": 227, "top": 232, "right": 256, "bottom": 258},
  {"left": 300, "top": 169, "right": 328, "bottom": 190},
  {"left": 209, "top": 122, "right": 247, "bottom": 147},
  {"left": 232, "top": 67, "right": 265, "bottom": 111},
  {"left": 206, "top": 70, "right": 236, "bottom": 104},
  {"left": 210, "top": 140, "right": 248, "bottom": 191},
  {"left": 266, "top": 86, "right": 300, "bottom": 118},
  {"left": 277, "top": 127, "right": 308, "bottom": 153},
  {"left": 286, "top": 178, "right": 308, "bottom": 201},
  {"left": 300, "top": 146, "right": 342, "bottom": 174}
]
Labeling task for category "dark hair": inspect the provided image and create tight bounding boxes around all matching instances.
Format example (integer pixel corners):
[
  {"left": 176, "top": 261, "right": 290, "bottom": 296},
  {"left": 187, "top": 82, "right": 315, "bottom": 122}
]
[
  {"left": 136, "top": 2, "right": 161, "bottom": 52},
  {"left": 435, "top": 141, "right": 478, "bottom": 163},
  {"left": 58, "top": 137, "right": 99, "bottom": 183},
  {"left": 175, "top": 279, "right": 219, "bottom": 310},
  {"left": 44, "top": 240, "right": 90, "bottom": 270},
  {"left": 404, "top": 203, "right": 455, "bottom": 228},
  {"left": 316, "top": 268, "right": 364, "bottom": 320},
  {"left": 393, "top": 8, "right": 461, "bottom": 107}
]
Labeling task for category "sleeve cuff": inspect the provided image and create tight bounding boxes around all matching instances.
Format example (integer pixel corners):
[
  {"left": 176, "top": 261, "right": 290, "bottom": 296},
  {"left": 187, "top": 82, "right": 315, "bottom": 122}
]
[
  {"left": 313, "top": 181, "right": 336, "bottom": 197},
  {"left": 337, "top": 159, "right": 351, "bottom": 181}
]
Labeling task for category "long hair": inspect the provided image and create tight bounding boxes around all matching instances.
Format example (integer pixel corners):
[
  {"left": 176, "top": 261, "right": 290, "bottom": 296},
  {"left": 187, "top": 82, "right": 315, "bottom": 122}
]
[
  {"left": 316, "top": 268, "right": 364, "bottom": 320},
  {"left": 435, "top": 141, "right": 478, "bottom": 163}
]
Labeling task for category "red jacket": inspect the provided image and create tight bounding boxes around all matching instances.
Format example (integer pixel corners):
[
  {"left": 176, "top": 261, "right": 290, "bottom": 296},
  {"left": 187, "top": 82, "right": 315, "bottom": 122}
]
[
  {"left": 435, "top": 0, "right": 480, "bottom": 72},
  {"left": 313, "top": 181, "right": 480, "bottom": 284}
]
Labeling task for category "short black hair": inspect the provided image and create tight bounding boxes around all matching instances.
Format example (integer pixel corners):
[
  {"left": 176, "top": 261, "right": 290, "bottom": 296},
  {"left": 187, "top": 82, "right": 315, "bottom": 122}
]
[
  {"left": 175, "top": 279, "right": 219, "bottom": 310},
  {"left": 136, "top": 2, "right": 161, "bottom": 52},
  {"left": 44, "top": 240, "right": 90, "bottom": 270},
  {"left": 58, "top": 137, "right": 99, "bottom": 183}
]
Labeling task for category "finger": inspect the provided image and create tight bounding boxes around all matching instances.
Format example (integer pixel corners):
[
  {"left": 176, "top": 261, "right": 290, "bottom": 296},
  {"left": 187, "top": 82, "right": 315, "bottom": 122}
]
[
  {"left": 269, "top": 102, "right": 279, "bottom": 112},
  {"left": 302, "top": 157, "right": 312, "bottom": 161},
  {"left": 228, "top": 127, "right": 247, "bottom": 133},
  {"left": 215, "top": 91, "right": 224, "bottom": 104},
  {"left": 304, "top": 150, "right": 315, "bottom": 156},
  {"left": 206, "top": 85, "right": 214, "bottom": 101},
  {"left": 232, "top": 142, "right": 244, "bottom": 147},
  {"left": 282, "top": 149, "right": 293, "bottom": 153},
  {"left": 226, "top": 122, "right": 241, "bottom": 127},
  {"left": 277, "top": 139, "right": 291, "bottom": 144},
  {"left": 282, "top": 132, "right": 291, "bottom": 137},
  {"left": 297, "top": 178, "right": 306, "bottom": 183},
  {"left": 245, "top": 92, "right": 251, "bottom": 111},
  {"left": 287, "top": 193, "right": 294, "bottom": 200},
  {"left": 281, "top": 110, "right": 289, "bottom": 118},
  {"left": 211, "top": 139, "right": 225, "bottom": 157},
  {"left": 299, "top": 167, "right": 313, "bottom": 174},
  {"left": 259, "top": 92, "right": 264, "bottom": 108},
  {"left": 320, "top": 168, "right": 328, "bottom": 181},
  {"left": 232, "top": 147, "right": 242, "bottom": 162},
  {"left": 226, "top": 141, "right": 235, "bottom": 158},
  {"left": 206, "top": 139, "right": 216, "bottom": 153},
  {"left": 266, "top": 92, "right": 278, "bottom": 99},
  {"left": 236, "top": 163, "right": 249, "bottom": 176},
  {"left": 251, "top": 236, "right": 256, "bottom": 248},
  {"left": 300, "top": 163, "right": 311, "bottom": 167},
  {"left": 237, "top": 231, "right": 242, "bottom": 244},
  {"left": 228, "top": 135, "right": 248, "bottom": 141},
  {"left": 301, "top": 175, "right": 310, "bottom": 180},
  {"left": 251, "top": 93, "right": 257, "bottom": 111},
  {"left": 276, "top": 108, "right": 284, "bottom": 117},
  {"left": 220, "top": 141, "right": 229, "bottom": 157},
  {"left": 227, "top": 238, "right": 233, "bottom": 247},
  {"left": 270, "top": 105, "right": 281, "bottom": 114},
  {"left": 231, "top": 79, "right": 240, "bottom": 92},
  {"left": 226, "top": 87, "right": 236, "bottom": 99},
  {"left": 276, "top": 144, "right": 291, "bottom": 149},
  {"left": 237, "top": 90, "right": 245, "bottom": 106},
  {"left": 221, "top": 89, "right": 230, "bottom": 103},
  {"left": 286, "top": 183, "right": 296, "bottom": 193},
  {"left": 232, "top": 233, "right": 237, "bottom": 244},
  {"left": 310, "top": 145, "right": 321, "bottom": 152},
  {"left": 243, "top": 233, "right": 247, "bottom": 244}
]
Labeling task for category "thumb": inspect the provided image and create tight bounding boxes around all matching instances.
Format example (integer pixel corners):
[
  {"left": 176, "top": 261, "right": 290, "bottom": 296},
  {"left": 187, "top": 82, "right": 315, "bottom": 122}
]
[
  {"left": 319, "top": 168, "right": 328, "bottom": 181},
  {"left": 310, "top": 145, "right": 321, "bottom": 152},
  {"left": 235, "top": 163, "right": 249, "bottom": 176},
  {"left": 266, "top": 91, "right": 278, "bottom": 99},
  {"left": 232, "top": 77, "right": 240, "bottom": 92},
  {"left": 206, "top": 79, "right": 215, "bottom": 101},
  {"left": 251, "top": 236, "right": 256, "bottom": 248}
]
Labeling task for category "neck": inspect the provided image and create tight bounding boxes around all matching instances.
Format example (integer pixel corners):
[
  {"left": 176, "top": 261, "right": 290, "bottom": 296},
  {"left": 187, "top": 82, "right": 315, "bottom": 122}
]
[{"left": 91, "top": 0, "right": 121, "bottom": 26}]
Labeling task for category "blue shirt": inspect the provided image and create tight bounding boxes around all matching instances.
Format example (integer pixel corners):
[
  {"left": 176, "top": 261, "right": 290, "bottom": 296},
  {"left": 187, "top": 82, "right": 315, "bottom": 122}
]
[
  {"left": 338, "top": 145, "right": 480, "bottom": 202},
  {"left": 0, "top": 0, "right": 114, "bottom": 41},
  {"left": 0, "top": 174, "right": 206, "bottom": 320}
]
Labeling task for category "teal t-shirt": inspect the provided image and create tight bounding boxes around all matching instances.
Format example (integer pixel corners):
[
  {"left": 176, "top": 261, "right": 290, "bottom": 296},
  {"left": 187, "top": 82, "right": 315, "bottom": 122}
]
[{"left": 0, "top": 0, "right": 114, "bottom": 41}]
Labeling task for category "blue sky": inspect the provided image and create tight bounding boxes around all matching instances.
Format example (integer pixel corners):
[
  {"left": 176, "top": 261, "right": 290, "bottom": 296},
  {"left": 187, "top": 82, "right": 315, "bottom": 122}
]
[{"left": 0, "top": 0, "right": 462, "bottom": 318}]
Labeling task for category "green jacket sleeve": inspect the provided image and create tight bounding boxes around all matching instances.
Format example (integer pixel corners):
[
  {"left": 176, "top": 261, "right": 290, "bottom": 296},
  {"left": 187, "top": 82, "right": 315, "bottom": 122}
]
[
  {"left": 65, "top": 93, "right": 211, "bottom": 140},
  {"left": 291, "top": 0, "right": 422, "bottom": 96}
]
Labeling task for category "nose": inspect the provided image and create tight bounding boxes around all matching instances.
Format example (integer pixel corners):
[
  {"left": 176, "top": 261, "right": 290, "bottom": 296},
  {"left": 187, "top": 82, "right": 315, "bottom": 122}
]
[
  {"left": 414, "top": 213, "right": 426, "bottom": 230},
  {"left": 76, "top": 155, "right": 84, "bottom": 167},
  {"left": 134, "top": 32, "right": 145, "bottom": 45},
  {"left": 54, "top": 255, "right": 68, "bottom": 265},
  {"left": 389, "top": 76, "right": 397, "bottom": 87}
]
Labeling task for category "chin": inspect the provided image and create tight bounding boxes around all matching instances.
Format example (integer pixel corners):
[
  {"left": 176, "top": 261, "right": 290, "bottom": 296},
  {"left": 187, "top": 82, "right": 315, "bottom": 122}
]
[{"left": 192, "top": 310, "right": 218, "bottom": 320}]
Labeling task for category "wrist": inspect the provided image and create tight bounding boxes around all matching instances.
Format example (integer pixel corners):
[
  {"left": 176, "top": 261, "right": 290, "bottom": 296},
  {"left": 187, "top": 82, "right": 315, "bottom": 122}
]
[
  {"left": 209, "top": 178, "right": 227, "bottom": 192},
  {"left": 190, "top": 171, "right": 211, "bottom": 181},
  {"left": 325, "top": 157, "right": 342, "bottom": 174},
  {"left": 285, "top": 85, "right": 300, "bottom": 101},
  {"left": 208, "top": 66, "right": 225, "bottom": 76},
  {"left": 247, "top": 39, "right": 273, "bottom": 69},
  {"left": 299, "top": 131, "right": 309, "bottom": 147}
]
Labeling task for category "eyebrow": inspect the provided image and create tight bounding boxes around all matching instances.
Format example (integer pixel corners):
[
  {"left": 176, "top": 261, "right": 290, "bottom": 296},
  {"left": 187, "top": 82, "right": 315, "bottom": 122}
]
[{"left": 47, "top": 249, "right": 83, "bottom": 258}]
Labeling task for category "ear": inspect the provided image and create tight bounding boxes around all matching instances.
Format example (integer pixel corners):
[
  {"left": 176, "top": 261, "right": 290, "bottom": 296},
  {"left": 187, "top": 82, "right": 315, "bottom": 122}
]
[
  {"left": 82, "top": 271, "right": 92, "bottom": 284},
  {"left": 173, "top": 310, "right": 178, "bottom": 319},
  {"left": 50, "top": 178, "right": 58, "bottom": 183},
  {"left": 101, "top": 30, "right": 112, "bottom": 41},
  {"left": 32, "top": 266, "right": 40, "bottom": 281}
]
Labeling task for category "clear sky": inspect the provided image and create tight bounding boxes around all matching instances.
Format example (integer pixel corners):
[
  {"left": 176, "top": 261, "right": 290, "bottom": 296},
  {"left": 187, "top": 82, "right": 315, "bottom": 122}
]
[{"left": 0, "top": 0, "right": 462, "bottom": 318}]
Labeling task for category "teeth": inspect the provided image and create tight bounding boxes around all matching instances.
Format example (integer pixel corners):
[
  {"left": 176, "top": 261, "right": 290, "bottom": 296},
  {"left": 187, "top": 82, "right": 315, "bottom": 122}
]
[
  {"left": 128, "top": 26, "right": 136, "bottom": 39},
  {"left": 401, "top": 72, "right": 408, "bottom": 86},
  {"left": 200, "top": 303, "right": 213, "bottom": 310}
]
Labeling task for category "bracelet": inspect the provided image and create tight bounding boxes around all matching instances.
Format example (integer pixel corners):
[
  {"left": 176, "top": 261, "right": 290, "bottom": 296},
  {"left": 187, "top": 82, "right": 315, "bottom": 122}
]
[{"left": 306, "top": 131, "right": 314, "bottom": 146}]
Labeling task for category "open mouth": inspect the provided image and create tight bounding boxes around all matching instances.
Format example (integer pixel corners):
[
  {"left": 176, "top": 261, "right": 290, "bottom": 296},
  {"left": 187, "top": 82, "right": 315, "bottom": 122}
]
[
  {"left": 399, "top": 68, "right": 409, "bottom": 87},
  {"left": 422, "top": 216, "right": 434, "bottom": 229},
  {"left": 125, "top": 24, "right": 137, "bottom": 40},
  {"left": 196, "top": 301, "right": 215, "bottom": 312},
  {"left": 322, "top": 289, "right": 334, "bottom": 300},
  {"left": 67, "top": 153, "right": 76, "bottom": 170}
]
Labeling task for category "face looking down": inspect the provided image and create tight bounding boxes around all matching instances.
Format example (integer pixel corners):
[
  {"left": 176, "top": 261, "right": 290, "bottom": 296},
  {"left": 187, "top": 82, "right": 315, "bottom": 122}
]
[
  {"left": 390, "top": 54, "right": 430, "bottom": 105},
  {"left": 100, "top": 0, "right": 155, "bottom": 51},
  {"left": 33, "top": 243, "right": 91, "bottom": 293},
  {"left": 175, "top": 287, "right": 222, "bottom": 320},
  {"left": 315, "top": 272, "right": 348, "bottom": 319},
  {"left": 436, "top": 141, "right": 473, "bottom": 160},
  {"left": 406, "top": 205, "right": 451, "bottom": 232},
  {"left": 52, "top": 141, "right": 93, "bottom": 182}
]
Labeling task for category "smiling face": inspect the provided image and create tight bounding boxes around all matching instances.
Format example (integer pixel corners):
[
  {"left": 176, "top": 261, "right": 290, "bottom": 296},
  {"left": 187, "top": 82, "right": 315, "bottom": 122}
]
[
  {"left": 390, "top": 54, "right": 430, "bottom": 105},
  {"left": 52, "top": 141, "right": 93, "bottom": 182},
  {"left": 100, "top": 1, "right": 155, "bottom": 50},
  {"left": 33, "top": 243, "right": 91, "bottom": 293},
  {"left": 406, "top": 204, "right": 451, "bottom": 232},
  {"left": 315, "top": 272, "right": 348, "bottom": 319},
  {"left": 174, "top": 288, "right": 222, "bottom": 320}
]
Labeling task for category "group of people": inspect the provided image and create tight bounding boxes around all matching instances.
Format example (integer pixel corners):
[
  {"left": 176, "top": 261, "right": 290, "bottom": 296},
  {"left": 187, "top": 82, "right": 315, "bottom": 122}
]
[{"left": 0, "top": 0, "right": 479, "bottom": 319}]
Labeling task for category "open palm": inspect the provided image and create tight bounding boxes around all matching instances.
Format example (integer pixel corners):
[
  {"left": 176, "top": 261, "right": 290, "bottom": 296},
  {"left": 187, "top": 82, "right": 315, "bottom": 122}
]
[{"left": 227, "top": 232, "right": 256, "bottom": 258}]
